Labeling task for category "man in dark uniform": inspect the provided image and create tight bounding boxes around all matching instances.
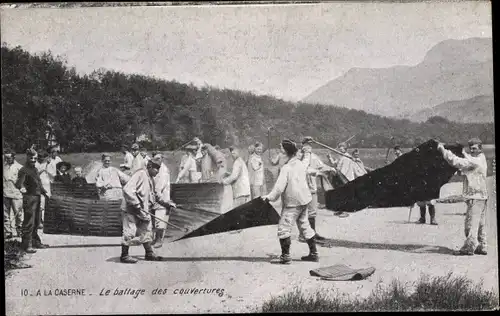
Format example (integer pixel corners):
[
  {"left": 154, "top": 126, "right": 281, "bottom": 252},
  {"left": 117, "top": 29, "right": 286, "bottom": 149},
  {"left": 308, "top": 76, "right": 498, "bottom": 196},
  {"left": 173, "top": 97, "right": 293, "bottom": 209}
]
[{"left": 15, "top": 147, "right": 50, "bottom": 253}]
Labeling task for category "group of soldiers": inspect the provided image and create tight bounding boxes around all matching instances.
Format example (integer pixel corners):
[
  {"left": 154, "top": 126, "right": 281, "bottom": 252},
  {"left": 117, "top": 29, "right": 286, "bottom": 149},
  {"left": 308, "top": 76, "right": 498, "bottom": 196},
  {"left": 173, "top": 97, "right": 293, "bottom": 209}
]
[{"left": 3, "top": 135, "right": 489, "bottom": 263}]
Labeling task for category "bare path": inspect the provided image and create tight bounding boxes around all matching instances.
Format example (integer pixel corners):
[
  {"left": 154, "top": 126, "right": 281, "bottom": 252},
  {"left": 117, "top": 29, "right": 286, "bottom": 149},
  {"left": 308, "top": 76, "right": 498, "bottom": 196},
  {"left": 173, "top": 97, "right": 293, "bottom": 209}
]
[{"left": 5, "top": 178, "right": 497, "bottom": 314}]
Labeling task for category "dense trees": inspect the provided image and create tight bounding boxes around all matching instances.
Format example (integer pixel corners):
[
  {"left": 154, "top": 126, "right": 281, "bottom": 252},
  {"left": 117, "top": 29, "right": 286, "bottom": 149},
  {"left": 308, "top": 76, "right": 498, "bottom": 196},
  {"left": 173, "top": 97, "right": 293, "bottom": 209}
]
[{"left": 1, "top": 45, "right": 495, "bottom": 153}]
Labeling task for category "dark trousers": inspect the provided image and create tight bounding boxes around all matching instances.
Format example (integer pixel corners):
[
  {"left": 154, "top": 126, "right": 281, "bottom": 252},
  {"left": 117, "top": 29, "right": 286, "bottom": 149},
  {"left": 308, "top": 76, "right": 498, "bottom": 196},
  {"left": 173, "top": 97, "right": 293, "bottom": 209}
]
[
  {"left": 22, "top": 195, "right": 42, "bottom": 248},
  {"left": 420, "top": 205, "right": 436, "bottom": 219}
]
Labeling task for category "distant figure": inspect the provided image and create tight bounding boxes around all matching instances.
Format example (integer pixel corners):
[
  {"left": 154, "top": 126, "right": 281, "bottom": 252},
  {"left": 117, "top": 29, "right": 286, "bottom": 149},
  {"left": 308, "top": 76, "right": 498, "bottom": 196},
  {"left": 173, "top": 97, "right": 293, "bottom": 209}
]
[
  {"left": 175, "top": 145, "right": 199, "bottom": 183},
  {"left": 54, "top": 161, "right": 72, "bottom": 185},
  {"left": 248, "top": 142, "right": 265, "bottom": 199},
  {"left": 222, "top": 146, "right": 251, "bottom": 207},
  {"left": 437, "top": 138, "right": 488, "bottom": 256},
  {"left": 416, "top": 201, "right": 437, "bottom": 225},
  {"left": 199, "top": 145, "right": 214, "bottom": 182},
  {"left": 36, "top": 151, "right": 51, "bottom": 228},
  {"left": 351, "top": 149, "right": 374, "bottom": 178},
  {"left": 326, "top": 142, "right": 352, "bottom": 217},
  {"left": 46, "top": 146, "right": 62, "bottom": 183},
  {"left": 95, "top": 154, "right": 130, "bottom": 200},
  {"left": 150, "top": 153, "right": 176, "bottom": 249},
  {"left": 300, "top": 141, "right": 331, "bottom": 241},
  {"left": 120, "top": 144, "right": 134, "bottom": 173},
  {"left": 246, "top": 144, "right": 255, "bottom": 165},
  {"left": 3, "top": 149, "right": 23, "bottom": 239},
  {"left": 130, "top": 143, "right": 144, "bottom": 174},
  {"left": 394, "top": 145, "right": 403, "bottom": 158},
  {"left": 72, "top": 166, "right": 87, "bottom": 187},
  {"left": 140, "top": 147, "right": 151, "bottom": 168}
]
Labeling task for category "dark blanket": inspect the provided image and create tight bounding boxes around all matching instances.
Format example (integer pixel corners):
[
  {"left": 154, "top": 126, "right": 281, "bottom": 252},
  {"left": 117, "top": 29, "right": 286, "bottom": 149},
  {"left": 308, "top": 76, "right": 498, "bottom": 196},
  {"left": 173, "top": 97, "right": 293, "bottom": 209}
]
[
  {"left": 325, "top": 139, "right": 463, "bottom": 212},
  {"left": 175, "top": 197, "right": 280, "bottom": 241}
]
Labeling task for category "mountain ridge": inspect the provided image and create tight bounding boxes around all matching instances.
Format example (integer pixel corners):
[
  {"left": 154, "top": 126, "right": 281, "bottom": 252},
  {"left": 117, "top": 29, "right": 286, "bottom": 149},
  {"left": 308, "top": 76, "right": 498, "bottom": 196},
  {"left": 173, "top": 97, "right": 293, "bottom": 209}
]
[{"left": 302, "top": 37, "right": 493, "bottom": 120}]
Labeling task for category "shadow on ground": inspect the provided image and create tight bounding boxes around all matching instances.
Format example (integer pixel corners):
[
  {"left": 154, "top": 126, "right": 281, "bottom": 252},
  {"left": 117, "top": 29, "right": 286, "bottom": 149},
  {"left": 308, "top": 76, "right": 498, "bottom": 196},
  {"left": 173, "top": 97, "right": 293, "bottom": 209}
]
[
  {"left": 105, "top": 254, "right": 288, "bottom": 263},
  {"left": 48, "top": 244, "right": 121, "bottom": 249},
  {"left": 316, "top": 238, "right": 456, "bottom": 255}
]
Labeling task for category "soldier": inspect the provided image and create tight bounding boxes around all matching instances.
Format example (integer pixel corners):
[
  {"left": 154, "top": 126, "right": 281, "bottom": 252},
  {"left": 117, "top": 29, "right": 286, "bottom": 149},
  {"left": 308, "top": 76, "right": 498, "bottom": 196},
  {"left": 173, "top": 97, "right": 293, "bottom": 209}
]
[
  {"left": 120, "top": 144, "right": 134, "bottom": 173},
  {"left": 46, "top": 146, "right": 62, "bottom": 184},
  {"left": 416, "top": 201, "right": 437, "bottom": 225},
  {"left": 437, "top": 138, "right": 488, "bottom": 256},
  {"left": 300, "top": 140, "right": 330, "bottom": 241},
  {"left": 95, "top": 154, "right": 130, "bottom": 200},
  {"left": 150, "top": 153, "right": 176, "bottom": 248},
  {"left": 222, "top": 146, "right": 251, "bottom": 207},
  {"left": 15, "top": 147, "right": 50, "bottom": 253},
  {"left": 3, "top": 150, "right": 24, "bottom": 239},
  {"left": 120, "top": 160, "right": 163, "bottom": 263},
  {"left": 263, "top": 139, "right": 318, "bottom": 264},
  {"left": 248, "top": 142, "right": 265, "bottom": 199},
  {"left": 130, "top": 143, "right": 144, "bottom": 174}
]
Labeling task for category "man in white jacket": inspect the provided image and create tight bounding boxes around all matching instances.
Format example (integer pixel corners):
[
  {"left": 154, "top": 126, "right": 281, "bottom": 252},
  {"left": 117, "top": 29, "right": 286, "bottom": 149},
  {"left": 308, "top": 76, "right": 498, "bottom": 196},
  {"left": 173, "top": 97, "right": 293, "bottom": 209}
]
[
  {"left": 95, "top": 154, "right": 130, "bottom": 201},
  {"left": 437, "top": 138, "right": 489, "bottom": 256},
  {"left": 150, "top": 153, "right": 176, "bottom": 248},
  {"left": 3, "top": 150, "right": 24, "bottom": 238},
  {"left": 222, "top": 147, "right": 251, "bottom": 207},
  {"left": 300, "top": 142, "right": 330, "bottom": 241},
  {"left": 248, "top": 142, "right": 265, "bottom": 199},
  {"left": 46, "top": 146, "right": 62, "bottom": 184},
  {"left": 120, "top": 160, "right": 163, "bottom": 263},
  {"left": 263, "top": 139, "right": 318, "bottom": 264}
]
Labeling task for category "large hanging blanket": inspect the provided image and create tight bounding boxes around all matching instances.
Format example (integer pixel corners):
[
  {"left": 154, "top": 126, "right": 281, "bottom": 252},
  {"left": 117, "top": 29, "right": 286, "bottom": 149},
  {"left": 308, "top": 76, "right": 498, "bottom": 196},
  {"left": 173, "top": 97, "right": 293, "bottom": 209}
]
[
  {"left": 44, "top": 182, "right": 229, "bottom": 237},
  {"left": 325, "top": 139, "right": 464, "bottom": 212},
  {"left": 175, "top": 197, "right": 280, "bottom": 241}
]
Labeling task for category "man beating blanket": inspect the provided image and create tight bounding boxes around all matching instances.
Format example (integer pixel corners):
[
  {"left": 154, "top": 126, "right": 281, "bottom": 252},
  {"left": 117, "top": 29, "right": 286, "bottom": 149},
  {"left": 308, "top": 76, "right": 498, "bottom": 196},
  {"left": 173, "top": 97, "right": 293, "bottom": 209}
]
[
  {"left": 263, "top": 139, "right": 319, "bottom": 264},
  {"left": 120, "top": 159, "right": 164, "bottom": 263},
  {"left": 437, "top": 138, "right": 488, "bottom": 256}
]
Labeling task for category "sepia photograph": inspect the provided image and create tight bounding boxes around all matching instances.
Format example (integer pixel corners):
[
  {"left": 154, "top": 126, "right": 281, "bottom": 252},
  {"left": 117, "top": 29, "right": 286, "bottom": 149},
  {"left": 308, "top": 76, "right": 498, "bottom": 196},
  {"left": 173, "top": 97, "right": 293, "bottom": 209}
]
[{"left": 2, "top": 1, "right": 497, "bottom": 314}]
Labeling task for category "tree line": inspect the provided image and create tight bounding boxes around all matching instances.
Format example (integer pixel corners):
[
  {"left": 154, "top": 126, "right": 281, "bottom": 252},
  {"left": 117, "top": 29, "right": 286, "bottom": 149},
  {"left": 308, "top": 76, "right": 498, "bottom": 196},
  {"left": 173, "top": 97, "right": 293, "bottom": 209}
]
[{"left": 1, "top": 44, "right": 495, "bottom": 153}]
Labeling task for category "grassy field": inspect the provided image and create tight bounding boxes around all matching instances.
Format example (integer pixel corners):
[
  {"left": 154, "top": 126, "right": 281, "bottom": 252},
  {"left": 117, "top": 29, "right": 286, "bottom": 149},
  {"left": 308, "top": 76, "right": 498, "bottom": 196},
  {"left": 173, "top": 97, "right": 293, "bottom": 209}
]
[
  {"left": 261, "top": 273, "right": 499, "bottom": 312},
  {"left": 14, "top": 146, "right": 496, "bottom": 181}
]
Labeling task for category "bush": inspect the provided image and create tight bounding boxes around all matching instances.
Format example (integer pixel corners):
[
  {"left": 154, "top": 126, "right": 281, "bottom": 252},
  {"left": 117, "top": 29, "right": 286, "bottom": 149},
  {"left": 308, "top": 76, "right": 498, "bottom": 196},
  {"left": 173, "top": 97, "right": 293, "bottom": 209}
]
[
  {"left": 4, "top": 239, "right": 31, "bottom": 277},
  {"left": 261, "top": 273, "right": 499, "bottom": 312}
]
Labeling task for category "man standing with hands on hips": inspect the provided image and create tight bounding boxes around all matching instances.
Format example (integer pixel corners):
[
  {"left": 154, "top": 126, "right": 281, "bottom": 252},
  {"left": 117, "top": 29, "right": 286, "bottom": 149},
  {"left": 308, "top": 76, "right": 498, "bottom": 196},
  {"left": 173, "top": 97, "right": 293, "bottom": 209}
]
[{"left": 262, "top": 139, "right": 318, "bottom": 264}]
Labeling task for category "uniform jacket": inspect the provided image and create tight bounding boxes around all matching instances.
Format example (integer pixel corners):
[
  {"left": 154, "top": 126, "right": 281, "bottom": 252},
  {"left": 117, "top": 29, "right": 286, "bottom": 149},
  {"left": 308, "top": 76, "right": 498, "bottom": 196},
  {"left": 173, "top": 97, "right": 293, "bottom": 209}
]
[
  {"left": 223, "top": 157, "right": 251, "bottom": 198},
  {"left": 3, "top": 160, "right": 23, "bottom": 199},
  {"left": 442, "top": 149, "right": 488, "bottom": 200},
  {"left": 122, "top": 168, "right": 156, "bottom": 215},
  {"left": 265, "top": 157, "right": 312, "bottom": 208},
  {"left": 248, "top": 153, "right": 264, "bottom": 186},
  {"left": 95, "top": 166, "right": 130, "bottom": 190}
]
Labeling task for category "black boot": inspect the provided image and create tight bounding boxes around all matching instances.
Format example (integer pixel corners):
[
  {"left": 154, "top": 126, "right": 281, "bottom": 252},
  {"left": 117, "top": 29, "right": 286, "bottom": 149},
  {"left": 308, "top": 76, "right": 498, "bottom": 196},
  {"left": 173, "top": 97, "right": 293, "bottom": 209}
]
[
  {"left": 429, "top": 206, "right": 438, "bottom": 225},
  {"left": 417, "top": 206, "right": 426, "bottom": 224},
  {"left": 310, "top": 217, "right": 326, "bottom": 241},
  {"left": 272, "top": 237, "right": 291, "bottom": 264},
  {"left": 153, "top": 229, "right": 165, "bottom": 248},
  {"left": 120, "top": 245, "right": 138, "bottom": 263},
  {"left": 144, "top": 242, "right": 162, "bottom": 261},
  {"left": 21, "top": 239, "right": 37, "bottom": 254},
  {"left": 301, "top": 237, "right": 319, "bottom": 262}
]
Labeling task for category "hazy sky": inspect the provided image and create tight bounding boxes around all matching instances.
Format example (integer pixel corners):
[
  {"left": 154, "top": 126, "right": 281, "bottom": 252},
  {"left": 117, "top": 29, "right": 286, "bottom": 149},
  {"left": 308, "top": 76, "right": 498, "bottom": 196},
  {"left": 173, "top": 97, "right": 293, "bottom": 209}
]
[{"left": 0, "top": 2, "right": 492, "bottom": 101}]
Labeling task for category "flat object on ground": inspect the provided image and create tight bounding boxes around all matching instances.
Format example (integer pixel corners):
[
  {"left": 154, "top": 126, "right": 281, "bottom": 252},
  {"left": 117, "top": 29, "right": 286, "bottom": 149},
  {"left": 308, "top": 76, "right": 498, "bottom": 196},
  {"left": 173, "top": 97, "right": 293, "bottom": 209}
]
[{"left": 310, "top": 264, "right": 376, "bottom": 281}]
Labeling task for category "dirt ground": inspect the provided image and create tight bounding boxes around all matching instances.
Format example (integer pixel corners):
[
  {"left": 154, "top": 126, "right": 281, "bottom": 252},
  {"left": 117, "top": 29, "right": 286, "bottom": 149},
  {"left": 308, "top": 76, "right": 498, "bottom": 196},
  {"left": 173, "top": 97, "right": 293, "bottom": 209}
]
[{"left": 5, "top": 177, "right": 498, "bottom": 314}]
